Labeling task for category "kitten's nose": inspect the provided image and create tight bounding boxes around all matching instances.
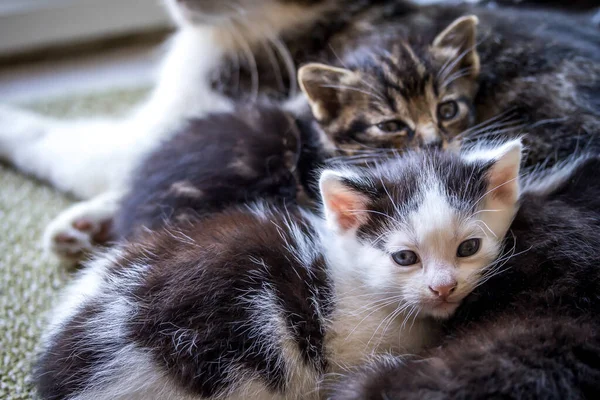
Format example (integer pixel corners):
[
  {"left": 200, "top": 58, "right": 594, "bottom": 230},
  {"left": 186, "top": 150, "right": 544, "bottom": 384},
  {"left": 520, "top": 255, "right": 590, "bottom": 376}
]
[{"left": 429, "top": 282, "right": 457, "bottom": 300}]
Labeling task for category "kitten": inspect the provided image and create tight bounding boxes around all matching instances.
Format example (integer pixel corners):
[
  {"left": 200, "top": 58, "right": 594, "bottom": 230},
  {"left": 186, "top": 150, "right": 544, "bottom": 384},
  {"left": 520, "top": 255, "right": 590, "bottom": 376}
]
[
  {"left": 295, "top": 7, "right": 600, "bottom": 167},
  {"left": 35, "top": 140, "right": 523, "bottom": 400},
  {"left": 331, "top": 154, "right": 600, "bottom": 399},
  {"left": 296, "top": 15, "right": 479, "bottom": 157}
]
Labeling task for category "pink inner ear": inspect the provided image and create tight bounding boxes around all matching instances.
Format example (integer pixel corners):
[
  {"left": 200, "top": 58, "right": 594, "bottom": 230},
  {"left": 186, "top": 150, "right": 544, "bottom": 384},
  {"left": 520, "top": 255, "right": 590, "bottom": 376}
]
[
  {"left": 489, "top": 165, "right": 517, "bottom": 202},
  {"left": 327, "top": 190, "right": 368, "bottom": 231}
]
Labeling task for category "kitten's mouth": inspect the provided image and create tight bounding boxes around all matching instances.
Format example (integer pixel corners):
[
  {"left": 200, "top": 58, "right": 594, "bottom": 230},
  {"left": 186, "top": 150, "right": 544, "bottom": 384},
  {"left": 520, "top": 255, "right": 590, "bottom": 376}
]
[{"left": 422, "top": 299, "right": 461, "bottom": 319}]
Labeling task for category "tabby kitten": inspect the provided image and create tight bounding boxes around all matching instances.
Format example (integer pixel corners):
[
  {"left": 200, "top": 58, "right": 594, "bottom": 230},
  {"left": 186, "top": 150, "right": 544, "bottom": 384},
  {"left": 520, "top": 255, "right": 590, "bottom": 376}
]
[
  {"left": 216, "top": 0, "right": 600, "bottom": 166},
  {"left": 297, "top": 15, "right": 480, "bottom": 157},
  {"left": 294, "top": 7, "right": 600, "bottom": 167},
  {"left": 35, "top": 140, "right": 522, "bottom": 400},
  {"left": 331, "top": 154, "right": 600, "bottom": 399}
]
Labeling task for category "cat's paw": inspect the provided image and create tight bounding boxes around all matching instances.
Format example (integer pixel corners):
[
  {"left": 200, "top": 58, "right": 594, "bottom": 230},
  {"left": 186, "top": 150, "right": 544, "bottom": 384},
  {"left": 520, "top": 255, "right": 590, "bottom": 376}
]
[
  {"left": 44, "top": 214, "right": 113, "bottom": 263},
  {"left": 43, "top": 196, "right": 119, "bottom": 263}
]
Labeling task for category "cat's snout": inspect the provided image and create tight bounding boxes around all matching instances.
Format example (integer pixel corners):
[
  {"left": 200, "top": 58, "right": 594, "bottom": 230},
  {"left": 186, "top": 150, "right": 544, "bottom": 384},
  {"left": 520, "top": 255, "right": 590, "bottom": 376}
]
[{"left": 428, "top": 282, "right": 457, "bottom": 300}]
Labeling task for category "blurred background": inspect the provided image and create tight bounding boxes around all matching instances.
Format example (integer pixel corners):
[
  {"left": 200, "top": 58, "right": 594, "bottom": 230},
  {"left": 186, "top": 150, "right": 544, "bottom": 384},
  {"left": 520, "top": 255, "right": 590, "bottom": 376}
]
[{"left": 0, "top": 0, "right": 173, "bottom": 103}]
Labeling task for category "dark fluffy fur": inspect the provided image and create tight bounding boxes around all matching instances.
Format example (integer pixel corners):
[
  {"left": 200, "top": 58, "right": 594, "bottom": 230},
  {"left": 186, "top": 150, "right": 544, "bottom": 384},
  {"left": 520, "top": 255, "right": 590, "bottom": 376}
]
[
  {"left": 114, "top": 105, "right": 312, "bottom": 238},
  {"left": 331, "top": 156, "right": 600, "bottom": 400},
  {"left": 36, "top": 207, "right": 332, "bottom": 399}
]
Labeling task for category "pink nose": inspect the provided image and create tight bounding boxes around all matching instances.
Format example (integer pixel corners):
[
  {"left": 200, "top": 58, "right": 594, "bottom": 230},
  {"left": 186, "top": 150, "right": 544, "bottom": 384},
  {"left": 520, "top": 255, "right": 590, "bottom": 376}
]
[{"left": 429, "top": 282, "right": 457, "bottom": 299}]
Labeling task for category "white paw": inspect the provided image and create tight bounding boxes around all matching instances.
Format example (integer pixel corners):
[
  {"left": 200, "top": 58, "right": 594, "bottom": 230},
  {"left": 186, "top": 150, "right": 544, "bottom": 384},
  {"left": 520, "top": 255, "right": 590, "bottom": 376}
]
[
  {"left": 44, "top": 214, "right": 113, "bottom": 262},
  {"left": 43, "top": 198, "right": 117, "bottom": 262}
]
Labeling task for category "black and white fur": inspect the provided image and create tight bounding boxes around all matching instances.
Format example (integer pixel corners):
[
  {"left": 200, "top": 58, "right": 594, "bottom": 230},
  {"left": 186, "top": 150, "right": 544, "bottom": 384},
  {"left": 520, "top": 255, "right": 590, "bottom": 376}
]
[
  {"left": 331, "top": 153, "right": 600, "bottom": 399},
  {"left": 35, "top": 140, "right": 522, "bottom": 400}
]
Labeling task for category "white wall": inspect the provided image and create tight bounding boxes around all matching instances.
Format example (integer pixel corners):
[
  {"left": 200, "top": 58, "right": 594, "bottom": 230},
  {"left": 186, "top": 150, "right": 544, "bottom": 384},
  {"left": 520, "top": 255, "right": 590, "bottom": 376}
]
[{"left": 0, "top": 0, "right": 171, "bottom": 54}]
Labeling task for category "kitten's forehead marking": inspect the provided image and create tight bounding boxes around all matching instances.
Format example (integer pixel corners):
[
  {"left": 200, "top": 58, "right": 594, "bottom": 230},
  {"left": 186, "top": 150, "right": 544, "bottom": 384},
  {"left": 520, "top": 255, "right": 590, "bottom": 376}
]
[{"left": 408, "top": 185, "right": 456, "bottom": 250}]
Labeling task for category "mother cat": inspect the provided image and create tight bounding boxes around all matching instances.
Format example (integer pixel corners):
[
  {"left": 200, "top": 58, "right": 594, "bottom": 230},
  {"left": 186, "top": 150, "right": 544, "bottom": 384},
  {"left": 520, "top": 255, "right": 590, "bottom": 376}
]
[{"left": 0, "top": 0, "right": 598, "bottom": 254}]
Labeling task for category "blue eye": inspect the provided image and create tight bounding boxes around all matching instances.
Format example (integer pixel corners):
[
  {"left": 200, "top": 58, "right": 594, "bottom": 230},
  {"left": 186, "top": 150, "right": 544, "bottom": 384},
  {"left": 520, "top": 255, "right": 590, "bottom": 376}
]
[
  {"left": 391, "top": 250, "right": 419, "bottom": 266},
  {"left": 457, "top": 238, "right": 481, "bottom": 257}
]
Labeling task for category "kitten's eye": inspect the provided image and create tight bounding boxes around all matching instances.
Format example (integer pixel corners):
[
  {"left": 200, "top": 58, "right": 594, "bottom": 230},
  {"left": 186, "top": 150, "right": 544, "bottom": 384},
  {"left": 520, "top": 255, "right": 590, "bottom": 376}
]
[
  {"left": 376, "top": 120, "right": 411, "bottom": 136},
  {"left": 457, "top": 238, "right": 481, "bottom": 258},
  {"left": 391, "top": 250, "right": 420, "bottom": 266},
  {"left": 438, "top": 101, "right": 459, "bottom": 121}
]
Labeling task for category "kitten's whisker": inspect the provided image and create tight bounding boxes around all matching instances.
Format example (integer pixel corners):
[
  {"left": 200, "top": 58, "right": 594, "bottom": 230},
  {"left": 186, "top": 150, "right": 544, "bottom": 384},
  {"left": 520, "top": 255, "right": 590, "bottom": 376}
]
[
  {"left": 344, "top": 298, "right": 404, "bottom": 340},
  {"left": 454, "top": 109, "right": 522, "bottom": 140},
  {"left": 473, "top": 177, "right": 519, "bottom": 208},
  {"left": 438, "top": 43, "right": 476, "bottom": 83},
  {"left": 474, "top": 220, "right": 497, "bottom": 238},
  {"left": 268, "top": 35, "right": 298, "bottom": 99},
  {"left": 473, "top": 239, "right": 533, "bottom": 289},
  {"left": 408, "top": 305, "right": 421, "bottom": 332},
  {"left": 328, "top": 44, "right": 386, "bottom": 99},
  {"left": 346, "top": 209, "right": 402, "bottom": 225},
  {"left": 327, "top": 148, "right": 397, "bottom": 154},
  {"left": 352, "top": 295, "right": 404, "bottom": 314},
  {"left": 380, "top": 176, "right": 403, "bottom": 224},
  {"left": 260, "top": 38, "right": 285, "bottom": 93},
  {"left": 462, "top": 124, "right": 530, "bottom": 141},
  {"left": 229, "top": 24, "right": 260, "bottom": 100},
  {"left": 400, "top": 304, "right": 418, "bottom": 331},
  {"left": 441, "top": 68, "right": 474, "bottom": 89},
  {"left": 438, "top": 32, "right": 490, "bottom": 83},
  {"left": 367, "top": 231, "right": 392, "bottom": 248},
  {"left": 368, "top": 302, "right": 411, "bottom": 349},
  {"left": 468, "top": 208, "right": 502, "bottom": 218}
]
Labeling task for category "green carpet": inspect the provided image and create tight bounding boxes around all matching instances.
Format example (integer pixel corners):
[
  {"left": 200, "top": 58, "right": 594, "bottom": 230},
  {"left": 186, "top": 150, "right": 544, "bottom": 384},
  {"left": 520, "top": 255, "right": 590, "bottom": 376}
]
[{"left": 0, "top": 88, "right": 147, "bottom": 399}]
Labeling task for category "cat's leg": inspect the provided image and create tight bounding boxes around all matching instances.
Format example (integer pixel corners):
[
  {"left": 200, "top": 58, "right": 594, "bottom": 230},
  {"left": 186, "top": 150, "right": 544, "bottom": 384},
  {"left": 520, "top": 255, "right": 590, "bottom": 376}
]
[
  {"left": 43, "top": 191, "right": 125, "bottom": 262},
  {"left": 1, "top": 27, "right": 233, "bottom": 259},
  {"left": 0, "top": 26, "right": 233, "bottom": 200}
]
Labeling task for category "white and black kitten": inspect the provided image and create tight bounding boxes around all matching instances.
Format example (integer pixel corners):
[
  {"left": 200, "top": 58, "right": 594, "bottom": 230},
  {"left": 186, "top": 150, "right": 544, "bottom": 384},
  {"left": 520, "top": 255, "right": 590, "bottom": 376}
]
[
  {"left": 332, "top": 154, "right": 600, "bottom": 399},
  {"left": 35, "top": 140, "right": 522, "bottom": 400}
]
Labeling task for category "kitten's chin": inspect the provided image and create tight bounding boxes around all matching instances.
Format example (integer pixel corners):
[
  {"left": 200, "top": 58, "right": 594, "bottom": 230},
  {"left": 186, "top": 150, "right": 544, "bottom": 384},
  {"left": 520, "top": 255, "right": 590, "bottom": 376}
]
[{"left": 420, "top": 301, "right": 460, "bottom": 320}]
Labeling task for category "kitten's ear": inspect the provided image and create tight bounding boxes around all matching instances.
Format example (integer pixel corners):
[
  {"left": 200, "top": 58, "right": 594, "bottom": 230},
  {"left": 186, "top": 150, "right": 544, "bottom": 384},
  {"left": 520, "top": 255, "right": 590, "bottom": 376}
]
[
  {"left": 465, "top": 139, "right": 523, "bottom": 204},
  {"left": 432, "top": 15, "right": 480, "bottom": 77},
  {"left": 298, "top": 63, "right": 358, "bottom": 122},
  {"left": 320, "top": 171, "right": 370, "bottom": 232}
]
